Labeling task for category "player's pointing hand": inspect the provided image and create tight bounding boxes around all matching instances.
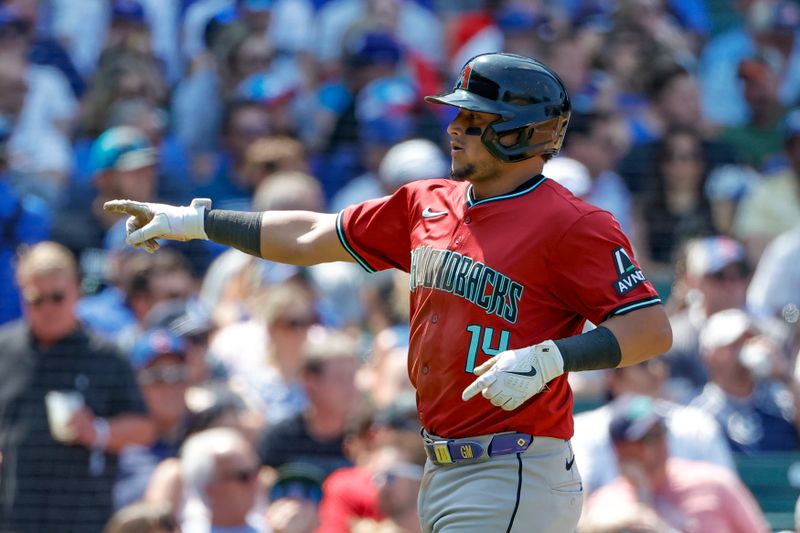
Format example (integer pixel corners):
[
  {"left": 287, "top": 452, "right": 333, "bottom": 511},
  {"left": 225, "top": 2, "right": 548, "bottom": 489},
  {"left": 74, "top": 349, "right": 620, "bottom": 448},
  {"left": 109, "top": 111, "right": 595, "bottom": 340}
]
[
  {"left": 461, "top": 341, "right": 566, "bottom": 411},
  {"left": 103, "top": 198, "right": 212, "bottom": 252}
]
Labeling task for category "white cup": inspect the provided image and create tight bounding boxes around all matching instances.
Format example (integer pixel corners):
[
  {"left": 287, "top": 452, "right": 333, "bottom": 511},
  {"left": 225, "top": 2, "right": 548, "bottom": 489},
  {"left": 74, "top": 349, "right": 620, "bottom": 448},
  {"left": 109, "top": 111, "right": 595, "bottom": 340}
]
[{"left": 45, "top": 390, "right": 85, "bottom": 442}]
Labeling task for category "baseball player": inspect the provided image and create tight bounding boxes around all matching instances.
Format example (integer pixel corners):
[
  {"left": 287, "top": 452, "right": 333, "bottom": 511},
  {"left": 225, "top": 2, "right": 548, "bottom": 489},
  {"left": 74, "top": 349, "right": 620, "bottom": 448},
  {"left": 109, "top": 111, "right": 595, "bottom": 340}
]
[{"left": 106, "top": 53, "right": 672, "bottom": 532}]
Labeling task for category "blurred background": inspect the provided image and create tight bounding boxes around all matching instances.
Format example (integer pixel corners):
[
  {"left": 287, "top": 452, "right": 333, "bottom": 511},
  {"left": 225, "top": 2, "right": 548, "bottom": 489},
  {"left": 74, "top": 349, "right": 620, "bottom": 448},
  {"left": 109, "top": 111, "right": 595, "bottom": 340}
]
[{"left": 1, "top": 0, "right": 800, "bottom": 531}]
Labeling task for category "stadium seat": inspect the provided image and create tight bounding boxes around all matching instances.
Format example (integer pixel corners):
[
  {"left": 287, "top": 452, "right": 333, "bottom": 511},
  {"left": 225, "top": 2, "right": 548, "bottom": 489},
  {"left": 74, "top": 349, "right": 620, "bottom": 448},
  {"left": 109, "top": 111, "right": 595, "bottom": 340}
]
[{"left": 734, "top": 452, "right": 800, "bottom": 531}]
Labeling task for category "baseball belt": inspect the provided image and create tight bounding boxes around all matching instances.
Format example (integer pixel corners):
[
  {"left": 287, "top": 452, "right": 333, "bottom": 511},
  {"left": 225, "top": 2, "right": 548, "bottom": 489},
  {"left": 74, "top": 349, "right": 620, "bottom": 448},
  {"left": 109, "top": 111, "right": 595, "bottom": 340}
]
[{"left": 422, "top": 431, "right": 533, "bottom": 466}]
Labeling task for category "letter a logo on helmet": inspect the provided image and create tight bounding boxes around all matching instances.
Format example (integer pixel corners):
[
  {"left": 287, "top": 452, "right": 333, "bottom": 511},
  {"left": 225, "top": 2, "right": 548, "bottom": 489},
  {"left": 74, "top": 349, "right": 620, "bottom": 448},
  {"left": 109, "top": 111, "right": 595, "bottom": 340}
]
[
  {"left": 457, "top": 64, "right": 473, "bottom": 90},
  {"left": 425, "top": 53, "right": 571, "bottom": 163}
]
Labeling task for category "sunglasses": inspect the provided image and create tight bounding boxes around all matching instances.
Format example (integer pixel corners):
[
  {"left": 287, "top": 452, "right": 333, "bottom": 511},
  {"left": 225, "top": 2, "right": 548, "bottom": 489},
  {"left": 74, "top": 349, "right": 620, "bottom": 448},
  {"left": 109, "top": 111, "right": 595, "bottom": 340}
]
[
  {"left": 138, "top": 364, "right": 188, "bottom": 386},
  {"left": 24, "top": 291, "right": 66, "bottom": 307},
  {"left": 708, "top": 264, "right": 748, "bottom": 282},
  {"left": 219, "top": 466, "right": 260, "bottom": 484}
]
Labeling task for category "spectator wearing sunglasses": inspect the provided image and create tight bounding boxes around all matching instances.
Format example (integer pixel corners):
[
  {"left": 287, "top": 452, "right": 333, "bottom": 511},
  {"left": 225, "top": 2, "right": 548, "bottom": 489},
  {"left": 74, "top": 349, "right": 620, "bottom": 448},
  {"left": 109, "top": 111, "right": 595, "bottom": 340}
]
[
  {"left": 660, "top": 236, "right": 751, "bottom": 403},
  {"left": 0, "top": 242, "right": 155, "bottom": 532},
  {"left": 141, "top": 383, "right": 268, "bottom": 515},
  {"left": 144, "top": 298, "right": 223, "bottom": 387},
  {"left": 181, "top": 427, "right": 265, "bottom": 533},
  {"left": 115, "top": 329, "right": 192, "bottom": 508},
  {"left": 211, "top": 282, "right": 318, "bottom": 426},
  {"left": 257, "top": 328, "right": 361, "bottom": 481}
]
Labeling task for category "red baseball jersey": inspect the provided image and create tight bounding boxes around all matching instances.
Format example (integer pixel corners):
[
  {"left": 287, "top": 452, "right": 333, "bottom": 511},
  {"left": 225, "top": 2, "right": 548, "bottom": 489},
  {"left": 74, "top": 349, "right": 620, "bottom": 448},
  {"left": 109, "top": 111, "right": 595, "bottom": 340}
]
[{"left": 337, "top": 176, "right": 661, "bottom": 439}]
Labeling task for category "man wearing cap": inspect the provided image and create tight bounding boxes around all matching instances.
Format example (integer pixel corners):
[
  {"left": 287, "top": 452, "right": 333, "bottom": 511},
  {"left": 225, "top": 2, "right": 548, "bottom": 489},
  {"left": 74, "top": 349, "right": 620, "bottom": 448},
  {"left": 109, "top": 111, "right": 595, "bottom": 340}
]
[
  {"left": 572, "top": 363, "right": 734, "bottom": 494},
  {"left": 581, "top": 395, "right": 768, "bottom": 533},
  {"left": 114, "top": 328, "right": 193, "bottom": 508},
  {"left": 733, "top": 107, "right": 800, "bottom": 261},
  {"left": 690, "top": 308, "right": 800, "bottom": 453},
  {"left": 266, "top": 462, "right": 325, "bottom": 532},
  {"left": 144, "top": 298, "right": 219, "bottom": 385},
  {"left": 52, "top": 126, "right": 158, "bottom": 285},
  {"left": 662, "top": 236, "right": 751, "bottom": 402}
]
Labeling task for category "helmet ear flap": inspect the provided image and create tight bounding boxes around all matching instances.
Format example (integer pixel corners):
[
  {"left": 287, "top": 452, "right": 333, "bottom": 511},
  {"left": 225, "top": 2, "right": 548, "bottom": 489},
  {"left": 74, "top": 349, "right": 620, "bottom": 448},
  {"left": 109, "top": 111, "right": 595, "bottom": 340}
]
[{"left": 482, "top": 117, "right": 569, "bottom": 162}]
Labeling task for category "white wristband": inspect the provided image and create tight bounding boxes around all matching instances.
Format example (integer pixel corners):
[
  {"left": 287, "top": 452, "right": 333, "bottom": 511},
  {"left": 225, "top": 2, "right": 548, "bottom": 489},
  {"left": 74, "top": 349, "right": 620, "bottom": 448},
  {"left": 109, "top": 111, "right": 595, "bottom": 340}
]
[{"left": 92, "top": 417, "right": 110, "bottom": 450}]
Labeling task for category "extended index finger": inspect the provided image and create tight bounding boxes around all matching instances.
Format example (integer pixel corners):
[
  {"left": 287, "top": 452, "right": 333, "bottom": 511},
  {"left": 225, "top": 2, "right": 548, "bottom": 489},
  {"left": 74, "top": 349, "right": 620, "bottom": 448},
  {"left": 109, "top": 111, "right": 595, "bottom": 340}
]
[
  {"left": 103, "top": 200, "right": 152, "bottom": 224},
  {"left": 461, "top": 372, "right": 496, "bottom": 401}
]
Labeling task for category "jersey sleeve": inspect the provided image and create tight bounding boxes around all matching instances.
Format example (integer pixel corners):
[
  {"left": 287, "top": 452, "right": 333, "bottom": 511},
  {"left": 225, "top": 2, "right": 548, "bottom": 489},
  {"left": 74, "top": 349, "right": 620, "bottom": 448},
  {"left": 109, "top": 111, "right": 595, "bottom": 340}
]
[
  {"left": 548, "top": 210, "right": 662, "bottom": 325},
  {"left": 336, "top": 187, "right": 413, "bottom": 273}
]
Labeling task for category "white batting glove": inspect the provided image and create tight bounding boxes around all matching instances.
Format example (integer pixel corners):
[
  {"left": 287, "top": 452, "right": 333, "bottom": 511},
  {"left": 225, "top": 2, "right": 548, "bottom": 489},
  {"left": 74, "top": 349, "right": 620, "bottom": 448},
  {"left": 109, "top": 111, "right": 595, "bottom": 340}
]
[
  {"left": 104, "top": 198, "right": 212, "bottom": 252},
  {"left": 461, "top": 341, "right": 565, "bottom": 411}
]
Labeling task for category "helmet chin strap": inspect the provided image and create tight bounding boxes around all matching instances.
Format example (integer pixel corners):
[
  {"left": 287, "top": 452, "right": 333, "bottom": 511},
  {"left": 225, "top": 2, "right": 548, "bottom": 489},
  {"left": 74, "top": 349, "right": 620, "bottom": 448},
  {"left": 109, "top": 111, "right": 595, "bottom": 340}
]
[{"left": 465, "top": 126, "right": 483, "bottom": 136}]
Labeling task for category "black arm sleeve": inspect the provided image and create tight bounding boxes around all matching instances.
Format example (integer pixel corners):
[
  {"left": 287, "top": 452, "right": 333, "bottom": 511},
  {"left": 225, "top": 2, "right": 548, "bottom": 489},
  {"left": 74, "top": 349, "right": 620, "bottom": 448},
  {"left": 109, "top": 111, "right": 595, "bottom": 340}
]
[
  {"left": 554, "top": 326, "right": 622, "bottom": 372},
  {"left": 204, "top": 209, "right": 263, "bottom": 257}
]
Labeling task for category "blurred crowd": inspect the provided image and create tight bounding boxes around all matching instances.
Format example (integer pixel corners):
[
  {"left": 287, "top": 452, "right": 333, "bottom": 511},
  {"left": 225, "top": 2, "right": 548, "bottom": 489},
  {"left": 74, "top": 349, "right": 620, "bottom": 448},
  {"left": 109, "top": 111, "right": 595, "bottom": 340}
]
[{"left": 1, "top": 0, "right": 800, "bottom": 532}]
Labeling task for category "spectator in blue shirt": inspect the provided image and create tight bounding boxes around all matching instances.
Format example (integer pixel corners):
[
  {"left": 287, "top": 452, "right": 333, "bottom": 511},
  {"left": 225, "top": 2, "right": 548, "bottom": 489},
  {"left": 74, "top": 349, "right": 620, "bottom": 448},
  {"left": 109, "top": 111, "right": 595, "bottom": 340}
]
[
  {"left": 691, "top": 308, "right": 800, "bottom": 453},
  {"left": 0, "top": 118, "right": 50, "bottom": 324}
]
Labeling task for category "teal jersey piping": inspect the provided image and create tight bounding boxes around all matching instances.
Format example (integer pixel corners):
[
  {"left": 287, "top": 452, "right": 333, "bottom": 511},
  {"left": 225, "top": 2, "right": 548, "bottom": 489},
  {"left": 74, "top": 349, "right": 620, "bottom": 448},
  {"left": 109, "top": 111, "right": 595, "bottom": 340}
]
[
  {"left": 335, "top": 210, "right": 377, "bottom": 273},
  {"left": 466, "top": 176, "right": 548, "bottom": 207},
  {"left": 609, "top": 297, "right": 662, "bottom": 318}
]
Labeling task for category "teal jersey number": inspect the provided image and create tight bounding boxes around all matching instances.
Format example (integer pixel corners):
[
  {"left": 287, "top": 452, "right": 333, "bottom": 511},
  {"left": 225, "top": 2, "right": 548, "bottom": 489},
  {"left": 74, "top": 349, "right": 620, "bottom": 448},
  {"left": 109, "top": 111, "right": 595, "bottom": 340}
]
[{"left": 465, "top": 325, "right": 510, "bottom": 372}]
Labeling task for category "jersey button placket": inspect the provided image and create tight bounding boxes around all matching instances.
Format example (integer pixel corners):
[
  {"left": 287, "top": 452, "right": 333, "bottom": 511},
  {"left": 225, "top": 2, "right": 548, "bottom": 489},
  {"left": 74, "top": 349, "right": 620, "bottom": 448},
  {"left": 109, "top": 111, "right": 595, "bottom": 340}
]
[{"left": 431, "top": 313, "right": 439, "bottom": 324}]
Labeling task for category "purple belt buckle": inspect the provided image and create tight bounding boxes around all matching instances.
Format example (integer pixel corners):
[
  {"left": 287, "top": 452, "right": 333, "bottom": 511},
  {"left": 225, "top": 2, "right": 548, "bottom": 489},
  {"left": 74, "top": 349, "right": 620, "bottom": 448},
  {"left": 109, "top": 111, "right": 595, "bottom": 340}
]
[{"left": 488, "top": 433, "right": 533, "bottom": 456}]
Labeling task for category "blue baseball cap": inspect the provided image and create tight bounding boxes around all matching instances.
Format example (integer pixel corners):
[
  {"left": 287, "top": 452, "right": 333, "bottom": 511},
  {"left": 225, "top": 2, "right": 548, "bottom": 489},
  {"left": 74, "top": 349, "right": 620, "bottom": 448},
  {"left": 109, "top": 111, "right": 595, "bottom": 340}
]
[
  {"left": 130, "top": 329, "right": 186, "bottom": 370},
  {"left": 344, "top": 31, "right": 403, "bottom": 68},
  {"left": 90, "top": 126, "right": 156, "bottom": 174},
  {"left": 609, "top": 395, "right": 668, "bottom": 443}
]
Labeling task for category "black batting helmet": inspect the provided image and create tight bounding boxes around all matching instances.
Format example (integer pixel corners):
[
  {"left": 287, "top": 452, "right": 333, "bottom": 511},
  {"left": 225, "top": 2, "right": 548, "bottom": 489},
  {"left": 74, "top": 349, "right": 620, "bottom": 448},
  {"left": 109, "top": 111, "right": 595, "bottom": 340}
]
[{"left": 425, "top": 53, "right": 571, "bottom": 163}]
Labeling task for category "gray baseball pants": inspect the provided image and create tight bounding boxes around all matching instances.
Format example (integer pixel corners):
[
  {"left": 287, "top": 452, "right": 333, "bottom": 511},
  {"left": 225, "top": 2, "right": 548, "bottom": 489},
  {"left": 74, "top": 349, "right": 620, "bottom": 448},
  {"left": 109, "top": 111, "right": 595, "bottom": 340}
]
[{"left": 418, "top": 434, "right": 583, "bottom": 532}]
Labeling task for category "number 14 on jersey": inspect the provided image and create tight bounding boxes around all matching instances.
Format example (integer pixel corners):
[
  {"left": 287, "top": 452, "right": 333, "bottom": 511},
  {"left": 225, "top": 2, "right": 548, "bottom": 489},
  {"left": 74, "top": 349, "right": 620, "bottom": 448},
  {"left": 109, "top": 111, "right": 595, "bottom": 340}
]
[{"left": 464, "top": 325, "right": 510, "bottom": 372}]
